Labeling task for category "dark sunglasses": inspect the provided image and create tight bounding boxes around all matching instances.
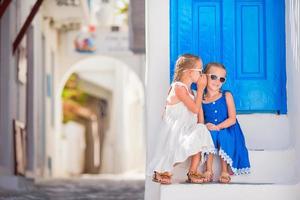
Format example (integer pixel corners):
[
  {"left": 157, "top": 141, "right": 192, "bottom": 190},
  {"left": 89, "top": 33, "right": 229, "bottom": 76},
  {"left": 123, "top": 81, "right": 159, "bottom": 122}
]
[{"left": 206, "top": 74, "right": 226, "bottom": 83}]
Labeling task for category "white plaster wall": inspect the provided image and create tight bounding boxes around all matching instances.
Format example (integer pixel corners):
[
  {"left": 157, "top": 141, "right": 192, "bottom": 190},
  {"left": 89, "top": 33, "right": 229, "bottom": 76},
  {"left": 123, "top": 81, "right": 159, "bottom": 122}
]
[
  {"left": 93, "top": 0, "right": 128, "bottom": 27},
  {"left": 41, "top": 17, "right": 61, "bottom": 177},
  {"left": 77, "top": 58, "right": 145, "bottom": 173},
  {"left": 40, "top": 0, "right": 147, "bottom": 177},
  {"left": 58, "top": 29, "right": 145, "bottom": 84},
  {"left": 0, "top": 0, "right": 19, "bottom": 176},
  {"left": 145, "top": 0, "right": 170, "bottom": 166},
  {"left": 286, "top": 0, "right": 300, "bottom": 180},
  {"left": 0, "top": 0, "right": 48, "bottom": 181},
  {"left": 31, "top": 10, "right": 46, "bottom": 177},
  {"left": 52, "top": 56, "right": 145, "bottom": 176}
]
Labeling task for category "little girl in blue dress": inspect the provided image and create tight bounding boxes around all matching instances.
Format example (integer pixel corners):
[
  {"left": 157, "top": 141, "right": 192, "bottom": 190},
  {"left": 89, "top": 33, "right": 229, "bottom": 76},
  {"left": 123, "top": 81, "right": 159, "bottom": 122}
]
[{"left": 201, "top": 62, "right": 251, "bottom": 183}]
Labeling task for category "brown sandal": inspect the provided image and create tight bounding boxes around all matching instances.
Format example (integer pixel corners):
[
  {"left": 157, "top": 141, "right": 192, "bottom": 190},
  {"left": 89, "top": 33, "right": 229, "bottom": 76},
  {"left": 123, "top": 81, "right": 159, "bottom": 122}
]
[
  {"left": 202, "top": 171, "right": 214, "bottom": 183},
  {"left": 152, "top": 172, "right": 172, "bottom": 184},
  {"left": 186, "top": 171, "right": 204, "bottom": 184},
  {"left": 219, "top": 172, "right": 231, "bottom": 184},
  {"left": 152, "top": 172, "right": 161, "bottom": 183}
]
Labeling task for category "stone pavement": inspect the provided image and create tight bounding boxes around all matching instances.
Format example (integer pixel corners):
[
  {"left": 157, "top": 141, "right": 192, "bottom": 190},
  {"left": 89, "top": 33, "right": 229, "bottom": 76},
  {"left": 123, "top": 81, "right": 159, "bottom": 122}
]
[{"left": 0, "top": 175, "right": 145, "bottom": 200}]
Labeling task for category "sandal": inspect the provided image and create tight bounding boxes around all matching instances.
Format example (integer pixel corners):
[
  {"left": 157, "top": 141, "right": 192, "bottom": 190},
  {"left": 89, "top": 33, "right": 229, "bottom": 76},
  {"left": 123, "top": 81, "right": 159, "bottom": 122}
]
[
  {"left": 152, "top": 171, "right": 172, "bottom": 184},
  {"left": 202, "top": 171, "right": 214, "bottom": 183},
  {"left": 219, "top": 172, "right": 231, "bottom": 184},
  {"left": 152, "top": 171, "right": 161, "bottom": 183},
  {"left": 160, "top": 172, "right": 172, "bottom": 184},
  {"left": 186, "top": 171, "right": 204, "bottom": 184}
]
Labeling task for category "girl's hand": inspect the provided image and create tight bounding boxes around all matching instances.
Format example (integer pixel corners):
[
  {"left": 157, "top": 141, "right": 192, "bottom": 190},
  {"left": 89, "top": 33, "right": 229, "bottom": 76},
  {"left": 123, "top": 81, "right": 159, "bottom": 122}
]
[
  {"left": 197, "top": 74, "right": 207, "bottom": 91},
  {"left": 206, "top": 123, "right": 220, "bottom": 131}
]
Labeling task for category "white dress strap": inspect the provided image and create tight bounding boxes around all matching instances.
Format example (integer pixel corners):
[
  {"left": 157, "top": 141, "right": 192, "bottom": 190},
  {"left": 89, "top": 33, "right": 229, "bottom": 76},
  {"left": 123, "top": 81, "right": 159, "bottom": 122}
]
[
  {"left": 172, "top": 81, "right": 189, "bottom": 91},
  {"left": 172, "top": 81, "right": 194, "bottom": 98}
]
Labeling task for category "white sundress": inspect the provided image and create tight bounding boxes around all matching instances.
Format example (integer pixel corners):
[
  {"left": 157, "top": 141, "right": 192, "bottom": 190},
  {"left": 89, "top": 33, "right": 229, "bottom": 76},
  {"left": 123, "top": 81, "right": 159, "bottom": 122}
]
[{"left": 147, "top": 81, "right": 215, "bottom": 175}]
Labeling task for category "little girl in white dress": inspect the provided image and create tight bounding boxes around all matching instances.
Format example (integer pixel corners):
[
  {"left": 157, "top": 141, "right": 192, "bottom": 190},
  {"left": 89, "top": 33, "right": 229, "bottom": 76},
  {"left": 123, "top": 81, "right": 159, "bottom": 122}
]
[{"left": 148, "top": 54, "right": 215, "bottom": 184}]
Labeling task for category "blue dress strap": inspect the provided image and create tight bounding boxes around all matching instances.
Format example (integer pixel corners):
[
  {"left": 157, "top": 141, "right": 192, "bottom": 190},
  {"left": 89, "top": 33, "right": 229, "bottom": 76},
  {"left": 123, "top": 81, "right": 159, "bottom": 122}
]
[{"left": 221, "top": 90, "right": 231, "bottom": 96}]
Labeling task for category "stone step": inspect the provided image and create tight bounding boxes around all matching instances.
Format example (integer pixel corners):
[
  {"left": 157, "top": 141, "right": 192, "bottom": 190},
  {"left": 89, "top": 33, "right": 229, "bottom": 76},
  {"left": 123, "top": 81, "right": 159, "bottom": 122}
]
[
  {"left": 237, "top": 114, "right": 290, "bottom": 149},
  {"left": 170, "top": 149, "right": 296, "bottom": 184},
  {"left": 145, "top": 178, "right": 300, "bottom": 200}
]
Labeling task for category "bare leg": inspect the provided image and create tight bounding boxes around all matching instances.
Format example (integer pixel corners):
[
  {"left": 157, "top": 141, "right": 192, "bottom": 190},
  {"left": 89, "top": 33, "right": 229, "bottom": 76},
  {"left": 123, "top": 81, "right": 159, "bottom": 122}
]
[
  {"left": 187, "top": 153, "right": 204, "bottom": 183},
  {"left": 219, "top": 158, "right": 231, "bottom": 183},
  {"left": 203, "top": 154, "right": 214, "bottom": 182},
  {"left": 221, "top": 158, "right": 228, "bottom": 174},
  {"left": 206, "top": 154, "right": 214, "bottom": 172},
  {"left": 189, "top": 153, "right": 201, "bottom": 172}
]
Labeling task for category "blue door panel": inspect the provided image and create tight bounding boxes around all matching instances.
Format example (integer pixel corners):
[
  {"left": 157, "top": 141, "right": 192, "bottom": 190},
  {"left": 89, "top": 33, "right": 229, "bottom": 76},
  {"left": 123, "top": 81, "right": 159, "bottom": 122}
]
[
  {"left": 236, "top": 2, "right": 265, "bottom": 78},
  {"left": 193, "top": 1, "right": 221, "bottom": 63},
  {"left": 170, "top": 0, "right": 287, "bottom": 113}
]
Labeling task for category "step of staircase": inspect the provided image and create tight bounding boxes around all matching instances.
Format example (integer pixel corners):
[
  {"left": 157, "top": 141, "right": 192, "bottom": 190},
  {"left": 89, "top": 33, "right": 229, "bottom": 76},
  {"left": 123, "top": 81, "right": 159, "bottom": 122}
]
[
  {"left": 170, "top": 149, "right": 296, "bottom": 184},
  {"left": 237, "top": 114, "right": 290, "bottom": 149},
  {"left": 145, "top": 178, "right": 300, "bottom": 200},
  {"left": 145, "top": 148, "right": 298, "bottom": 200}
]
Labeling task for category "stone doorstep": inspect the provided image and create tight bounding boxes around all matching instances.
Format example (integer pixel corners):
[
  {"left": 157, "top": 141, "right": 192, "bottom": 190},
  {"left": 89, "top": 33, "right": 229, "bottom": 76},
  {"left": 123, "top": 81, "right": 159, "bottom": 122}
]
[{"left": 145, "top": 177, "right": 300, "bottom": 200}]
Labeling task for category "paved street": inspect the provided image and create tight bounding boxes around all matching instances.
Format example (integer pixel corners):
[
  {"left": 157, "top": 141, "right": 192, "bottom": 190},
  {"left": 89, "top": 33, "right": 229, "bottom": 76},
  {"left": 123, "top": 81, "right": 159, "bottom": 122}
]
[{"left": 0, "top": 175, "right": 145, "bottom": 200}]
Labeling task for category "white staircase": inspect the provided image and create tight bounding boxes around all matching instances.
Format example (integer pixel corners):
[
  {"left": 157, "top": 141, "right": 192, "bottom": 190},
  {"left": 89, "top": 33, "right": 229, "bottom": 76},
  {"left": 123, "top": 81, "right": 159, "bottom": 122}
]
[
  {"left": 145, "top": 178, "right": 300, "bottom": 200},
  {"left": 145, "top": 115, "right": 300, "bottom": 200},
  {"left": 145, "top": 148, "right": 300, "bottom": 200},
  {"left": 169, "top": 149, "right": 297, "bottom": 184}
]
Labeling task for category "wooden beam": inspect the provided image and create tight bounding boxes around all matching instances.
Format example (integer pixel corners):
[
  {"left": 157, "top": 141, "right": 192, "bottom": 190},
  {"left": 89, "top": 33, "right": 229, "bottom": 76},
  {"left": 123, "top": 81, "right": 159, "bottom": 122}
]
[
  {"left": 12, "top": 0, "right": 44, "bottom": 54},
  {"left": 0, "top": 0, "right": 12, "bottom": 19}
]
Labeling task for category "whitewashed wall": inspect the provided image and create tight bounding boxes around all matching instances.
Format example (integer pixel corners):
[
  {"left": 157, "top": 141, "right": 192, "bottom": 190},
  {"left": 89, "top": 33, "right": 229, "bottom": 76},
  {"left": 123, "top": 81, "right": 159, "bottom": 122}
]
[
  {"left": 41, "top": 16, "right": 61, "bottom": 177},
  {"left": 52, "top": 56, "right": 145, "bottom": 176},
  {"left": 286, "top": 0, "right": 300, "bottom": 180},
  {"left": 0, "top": 0, "right": 46, "bottom": 185},
  {"left": 41, "top": 4, "right": 146, "bottom": 176},
  {"left": 57, "top": 28, "right": 145, "bottom": 85},
  {"left": 145, "top": 0, "right": 170, "bottom": 166},
  {"left": 0, "top": 1, "right": 19, "bottom": 177}
]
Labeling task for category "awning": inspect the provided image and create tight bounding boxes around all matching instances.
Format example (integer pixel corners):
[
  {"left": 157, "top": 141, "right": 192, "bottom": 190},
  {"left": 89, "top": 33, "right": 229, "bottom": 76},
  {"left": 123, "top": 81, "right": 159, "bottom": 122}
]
[{"left": 0, "top": 0, "right": 12, "bottom": 19}]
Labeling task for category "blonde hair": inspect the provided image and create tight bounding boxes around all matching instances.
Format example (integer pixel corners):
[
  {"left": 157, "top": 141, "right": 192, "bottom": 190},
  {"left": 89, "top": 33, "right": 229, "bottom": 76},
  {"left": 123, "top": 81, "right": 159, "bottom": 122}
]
[
  {"left": 204, "top": 62, "right": 226, "bottom": 74},
  {"left": 173, "top": 54, "right": 201, "bottom": 82}
]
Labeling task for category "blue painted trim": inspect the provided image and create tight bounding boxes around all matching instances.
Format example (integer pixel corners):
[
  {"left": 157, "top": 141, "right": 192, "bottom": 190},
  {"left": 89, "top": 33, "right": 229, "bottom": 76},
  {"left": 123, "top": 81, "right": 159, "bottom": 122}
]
[
  {"left": 279, "top": 0, "right": 287, "bottom": 114},
  {"left": 170, "top": 0, "right": 178, "bottom": 83}
]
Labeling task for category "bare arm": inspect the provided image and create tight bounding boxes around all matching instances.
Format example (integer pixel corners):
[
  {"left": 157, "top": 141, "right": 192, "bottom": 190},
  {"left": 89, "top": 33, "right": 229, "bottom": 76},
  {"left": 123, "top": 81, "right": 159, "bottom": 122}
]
[
  {"left": 197, "top": 104, "right": 204, "bottom": 124},
  {"left": 175, "top": 86, "right": 203, "bottom": 114},
  {"left": 197, "top": 75, "right": 206, "bottom": 123},
  {"left": 216, "top": 92, "right": 237, "bottom": 129},
  {"left": 175, "top": 75, "right": 206, "bottom": 114}
]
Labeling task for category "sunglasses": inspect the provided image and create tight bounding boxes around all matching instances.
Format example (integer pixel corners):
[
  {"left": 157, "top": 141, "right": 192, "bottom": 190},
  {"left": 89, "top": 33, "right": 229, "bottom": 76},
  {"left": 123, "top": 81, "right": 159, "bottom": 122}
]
[
  {"left": 184, "top": 68, "right": 203, "bottom": 74},
  {"left": 206, "top": 74, "right": 226, "bottom": 83}
]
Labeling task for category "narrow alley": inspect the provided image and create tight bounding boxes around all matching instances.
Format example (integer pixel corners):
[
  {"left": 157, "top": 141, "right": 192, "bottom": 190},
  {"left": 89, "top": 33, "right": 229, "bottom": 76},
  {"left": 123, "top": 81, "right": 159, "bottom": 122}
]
[{"left": 0, "top": 176, "right": 144, "bottom": 200}]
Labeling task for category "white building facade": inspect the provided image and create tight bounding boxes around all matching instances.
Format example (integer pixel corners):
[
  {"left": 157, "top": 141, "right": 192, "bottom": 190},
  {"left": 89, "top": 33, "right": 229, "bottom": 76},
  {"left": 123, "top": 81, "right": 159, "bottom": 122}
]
[{"left": 145, "top": 0, "right": 300, "bottom": 199}]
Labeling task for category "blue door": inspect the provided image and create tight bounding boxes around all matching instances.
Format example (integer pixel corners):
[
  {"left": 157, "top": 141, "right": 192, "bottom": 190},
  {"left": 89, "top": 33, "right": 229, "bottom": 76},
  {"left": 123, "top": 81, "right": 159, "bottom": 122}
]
[{"left": 170, "top": 0, "right": 287, "bottom": 114}]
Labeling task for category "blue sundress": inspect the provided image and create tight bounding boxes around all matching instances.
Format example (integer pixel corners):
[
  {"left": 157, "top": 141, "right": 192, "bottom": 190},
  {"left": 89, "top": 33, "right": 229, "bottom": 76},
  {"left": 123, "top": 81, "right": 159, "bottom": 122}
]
[{"left": 202, "top": 90, "right": 251, "bottom": 175}]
